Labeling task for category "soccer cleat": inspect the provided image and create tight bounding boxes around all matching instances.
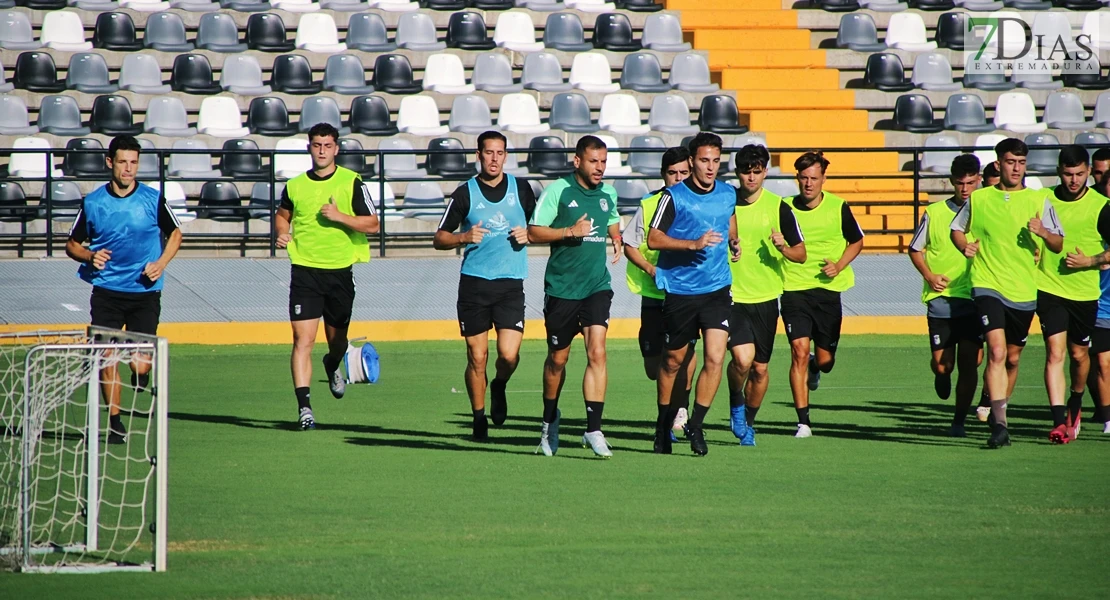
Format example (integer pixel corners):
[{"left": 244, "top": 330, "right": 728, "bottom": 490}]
[
  {"left": 934, "top": 373, "right": 951, "bottom": 400},
  {"left": 581, "top": 430, "right": 613, "bottom": 458},
  {"left": 1103, "top": 421, "right": 1110, "bottom": 434},
  {"left": 324, "top": 358, "right": 345, "bottom": 399},
  {"left": 949, "top": 423, "right": 966, "bottom": 438},
  {"left": 807, "top": 354, "right": 821, "bottom": 391},
  {"left": 987, "top": 424, "right": 1011, "bottom": 448},
  {"left": 688, "top": 426, "right": 708, "bottom": 456},
  {"left": 740, "top": 426, "right": 756, "bottom": 447},
  {"left": 489, "top": 379, "right": 508, "bottom": 426},
  {"left": 535, "top": 410, "right": 560, "bottom": 456},
  {"left": 730, "top": 405, "right": 749, "bottom": 441},
  {"left": 976, "top": 406, "right": 991, "bottom": 422},
  {"left": 654, "top": 430, "right": 673, "bottom": 454},
  {"left": 671, "top": 407, "right": 688, "bottom": 437},
  {"left": 1066, "top": 409, "right": 1081, "bottom": 441},
  {"left": 472, "top": 413, "right": 488, "bottom": 441},
  {"left": 108, "top": 419, "right": 127, "bottom": 445},
  {"left": 795, "top": 424, "right": 813, "bottom": 438},
  {"left": 1049, "top": 424, "right": 1070, "bottom": 445},
  {"left": 299, "top": 407, "right": 316, "bottom": 431}
]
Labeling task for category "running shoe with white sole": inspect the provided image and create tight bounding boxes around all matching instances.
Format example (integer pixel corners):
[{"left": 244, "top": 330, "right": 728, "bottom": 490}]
[
  {"left": 581, "top": 430, "right": 613, "bottom": 458},
  {"left": 807, "top": 354, "right": 821, "bottom": 391},
  {"left": 535, "top": 410, "right": 560, "bottom": 456},
  {"left": 795, "top": 424, "right": 813, "bottom": 438},
  {"left": 299, "top": 407, "right": 316, "bottom": 431},
  {"left": 1103, "top": 421, "right": 1110, "bottom": 434},
  {"left": 324, "top": 357, "right": 345, "bottom": 399},
  {"left": 671, "top": 407, "right": 688, "bottom": 437},
  {"left": 1066, "top": 409, "right": 1081, "bottom": 441}
]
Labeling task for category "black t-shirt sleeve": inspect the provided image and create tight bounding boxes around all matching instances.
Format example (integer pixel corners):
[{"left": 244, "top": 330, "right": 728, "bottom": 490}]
[
  {"left": 438, "top": 184, "right": 471, "bottom": 233},
  {"left": 157, "top": 195, "right": 180, "bottom": 235},
  {"left": 1098, "top": 204, "right": 1110, "bottom": 243},
  {"left": 68, "top": 204, "right": 88, "bottom": 243},
  {"left": 778, "top": 202, "right": 804, "bottom": 246},
  {"left": 279, "top": 186, "right": 293, "bottom": 212},
  {"left": 841, "top": 203, "right": 865, "bottom": 244},
  {"left": 518, "top": 179, "right": 537, "bottom": 223},
  {"left": 649, "top": 191, "right": 675, "bottom": 234},
  {"left": 351, "top": 178, "right": 374, "bottom": 217}
]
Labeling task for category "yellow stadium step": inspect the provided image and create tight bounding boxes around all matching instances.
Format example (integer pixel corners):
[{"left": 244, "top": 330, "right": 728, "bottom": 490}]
[
  {"left": 679, "top": 10, "right": 799, "bottom": 30},
  {"left": 749, "top": 109, "right": 870, "bottom": 132},
  {"left": 855, "top": 214, "right": 885, "bottom": 231},
  {"left": 844, "top": 193, "right": 929, "bottom": 202},
  {"left": 723, "top": 69, "right": 839, "bottom": 90},
  {"left": 864, "top": 234, "right": 908, "bottom": 252},
  {"left": 868, "top": 205, "right": 917, "bottom": 216},
  {"left": 734, "top": 91, "right": 855, "bottom": 111},
  {"left": 825, "top": 179, "right": 915, "bottom": 194},
  {"left": 708, "top": 50, "right": 826, "bottom": 70},
  {"left": 884, "top": 215, "right": 917, "bottom": 231},
  {"left": 777, "top": 151, "right": 899, "bottom": 173},
  {"left": 764, "top": 131, "right": 886, "bottom": 148},
  {"left": 697, "top": 31, "right": 811, "bottom": 51},
  {"left": 668, "top": 0, "right": 784, "bottom": 9}
]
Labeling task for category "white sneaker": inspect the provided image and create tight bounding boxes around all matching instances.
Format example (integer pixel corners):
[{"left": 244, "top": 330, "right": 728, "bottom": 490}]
[
  {"left": 535, "top": 410, "right": 560, "bottom": 456},
  {"left": 325, "top": 358, "right": 345, "bottom": 399},
  {"left": 1103, "top": 421, "right": 1110, "bottom": 434},
  {"left": 581, "top": 430, "right": 613, "bottom": 458},
  {"left": 299, "top": 407, "right": 315, "bottom": 431},
  {"left": 976, "top": 406, "right": 990, "bottom": 422},
  {"left": 671, "top": 407, "right": 689, "bottom": 435},
  {"left": 795, "top": 424, "right": 812, "bottom": 438}
]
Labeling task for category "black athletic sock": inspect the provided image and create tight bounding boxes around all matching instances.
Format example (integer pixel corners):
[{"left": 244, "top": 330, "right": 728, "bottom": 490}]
[
  {"left": 729, "top": 388, "right": 745, "bottom": 409},
  {"left": 473, "top": 408, "right": 485, "bottom": 419},
  {"left": 1051, "top": 405, "right": 1067, "bottom": 427},
  {"left": 689, "top": 403, "right": 709, "bottom": 429},
  {"left": 585, "top": 401, "right": 604, "bottom": 432},
  {"left": 796, "top": 406, "right": 811, "bottom": 426},
  {"left": 295, "top": 387, "right": 311, "bottom": 411},
  {"left": 1067, "top": 391, "right": 1084, "bottom": 420},
  {"left": 990, "top": 398, "right": 1008, "bottom": 428},
  {"left": 109, "top": 413, "right": 123, "bottom": 431},
  {"left": 656, "top": 403, "right": 675, "bottom": 434},
  {"left": 953, "top": 404, "right": 970, "bottom": 426},
  {"left": 323, "top": 353, "right": 341, "bottom": 374},
  {"left": 978, "top": 390, "right": 991, "bottom": 408},
  {"left": 675, "top": 385, "right": 691, "bottom": 411},
  {"left": 1095, "top": 404, "right": 1109, "bottom": 424},
  {"left": 745, "top": 404, "right": 760, "bottom": 426},
  {"left": 542, "top": 398, "right": 559, "bottom": 424}
]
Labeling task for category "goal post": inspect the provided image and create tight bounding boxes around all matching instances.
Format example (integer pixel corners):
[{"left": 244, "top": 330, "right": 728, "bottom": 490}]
[{"left": 0, "top": 327, "right": 168, "bottom": 573}]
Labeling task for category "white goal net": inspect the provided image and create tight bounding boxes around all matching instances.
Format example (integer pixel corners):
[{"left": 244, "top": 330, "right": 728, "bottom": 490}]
[{"left": 0, "top": 327, "right": 168, "bottom": 573}]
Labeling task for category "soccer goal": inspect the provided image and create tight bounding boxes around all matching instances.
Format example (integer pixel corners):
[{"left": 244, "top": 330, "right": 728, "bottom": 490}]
[{"left": 0, "top": 327, "right": 168, "bottom": 573}]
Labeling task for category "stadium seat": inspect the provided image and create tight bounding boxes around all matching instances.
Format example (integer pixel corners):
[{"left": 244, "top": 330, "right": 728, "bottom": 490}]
[
  {"left": 422, "top": 54, "right": 474, "bottom": 94},
  {"left": 543, "top": 13, "right": 592, "bottom": 51},
  {"left": 300, "top": 97, "right": 350, "bottom": 135},
  {"left": 550, "top": 92, "right": 598, "bottom": 133},
  {"left": 347, "top": 13, "right": 395, "bottom": 51},
  {"left": 864, "top": 53, "right": 913, "bottom": 92},
  {"left": 198, "top": 96, "right": 251, "bottom": 137},
  {"left": 169, "top": 140, "right": 220, "bottom": 178},
  {"left": 145, "top": 97, "right": 196, "bottom": 137},
  {"left": 1031, "top": 13, "right": 1077, "bottom": 56},
  {"left": 914, "top": 0, "right": 954, "bottom": 8},
  {"left": 9, "top": 137, "right": 62, "bottom": 178},
  {"left": 424, "top": 0, "right": 465, "bottom": 8},
  {"left": 247, "top": 13, "right": 295, "bottom": 52},
  {"left": 818, "top": 0, "right": 861, "bottom": 10},
  {"left": 522, "top": 53, "right": 572, "bottom": 92},
  {"left": 863, "top": 0, "right": 907, "bottom": 12},
  {"left": 398, "top": 95, "right": 449, "bottom": 136},
  {"left": 495, "top": 12, "right": 544, "bottom": 52},
  {"left": 527, "top": 136, "right": 572, "bottom": 176},
  {"left": 934, "top": 12, "right": 967, "bottom": 51},
  {"left": 271, "top": 55, "right": 322, "bottom": 94},
  {"left": 471, "top": 0, "right": 513, "bottom": 8},
  {"left": 498, "top": 94, "right": 550, "bottom": 134},
  {"left": 565, "top": 0, "right": 615, "bottom": 12},
  {"left": 219, "top": 138, "right": 265, "bottom": 178},
  {"left": 376, "top": 137, "right": 426, "bottom": 178},
  {"left": 220, "top": 55, "right": 272, "bottom": 96},
  {"left": 599, "top": 94, "right": 648, "bottom": 135},
  {"left": 41, "top": 11, "right": 92, "bottom": 51},
  {"left": 1075, "top": 131, "right": 1110, "bottom": 148},
  {"left": 66, "top": 53, "right": 118, "bottom": 93},
  {"left": 362, "top": 179, "right": 403, "bottom": 222},
  {"left": 397, "top": 12, "right": 446, "bottom": 51},
  {"left": 14, "top": 53, "right": 64, "bottom": 93},
  {"left": 920, "top": 134, "right": 960, "bottom": 175},
  {"left": 136, "top": 137, "right": 161, "bottom": 178},
  {"left": 615, "top": 179, "right": 650, "bottom": 213},
  {"left": 728, "top": 135, "right": 777, "bottom": 174},
  {"left": 0, "top": 58, "right": 11, "bottom": 92},
  {"left": 628, "top": 135, "right": 665, "bottom": 175},
  {"left": 425, "top": 137, "right": 473, "bottom": 177},
  {"left": 148, "top": 180, "right": 194, "bottom": 222},
  {"left": 120, "top": 54, "right": 171, "bottom": 95},
  {"left": 1095, "top": 92, "right": 1110, "bottom": 128},
  {"left": 596, "top": 135, "right": 632, "bottom": 176},
  {"left": 13, "top": 0, "right": 66, "bottom": 10},
  {"left": 320, "top": 0, "right": 365, "bottom": 10},
  {"left": 349, "top": 94, "right": 398, "bottom": 135},
  {"left": 118, "top": 0, "right": 171, "bottom": 11},
  {"left": 963, "top": 67, "right": 1015, "bottom": 92},
  {"left": 698, "top": 95, "right": 747, "bottom": 134},
  {"left": 0, "top": 182, "right": 31, "bottom": 223},
  {"left": 669, "top": 52, "right": 718, "bottom": 93},
  {"left": 1013, "top": 71, "right": 1062, "bottom": 91},
  {"left": 274, "top": 137, "right": 311, "bottom": 178},
  {"left": 1006, "top": 0, "right": 1051, "bottom": 9},
  {"left": 402, "top": 182, "right": 446, "bottom": 221},
  {"left": 836, "top": 14, "right": 886, "bottom": 52},
  {"left": 248, "top": 182, "right": 280, "bottom": 220},
  {"left": 45, "top": 181, "right": 83, "bottom": 220},
  {"left": 621, "top": 53, "right": 670, "bottom": 93},
  {"left": 642, "top": 14, "right": 690, "bottom": 52},
  {"left": 61, "top": 138, "right": 109, "bottom": 177},
  {"left": 1025, "top": 133, "right": 1061, "bottom": 172},
  {"left": 335, "top": 138, "right": 371, "bottom": 175},
  {"left": 448, "top": 94, "right": 494, "bottom": 134},
  {"left": 38, "top": 95, "right": 90, "bottom": 136},
  {"left": 1083, "top": 13, "right": 1110, "bottom": 52},
  {"left": 570, "top": 53, "right": 619, "bottom": 93},
  {"left": 143, "top": 13, "right": 193, "bottom": 52},
  {"left": 196, "top": 14, "right": 248, "bottom": 52},
  {"left": 295, "top": 14, "right": 346, "bottom": 53},
  {"left": 961, "top": 0, "right": 1003, "bottom": 8},
  {"left": 0, "top": 95, "right": 36, "bottom": 135},
  {"left": 618, "top": 0, "right": 661, "bottom": 10},
  {"left": 943, "top": 93, "right": 995, "bottom": 133},
  {"left": 371, "top": 0, "right": 419, "bottom": 10},
  {"left": 447, "top": 12, "right": 495, "bottom": 50},
  {"left": 648, "top": 95, "right": 698, "bottom": 135},
  {"left": 91, "top": 95, "right": 142, "bottom": 135},
  {"left": 912, "top": 53, "right": 960, "bottom": 91},
  {"left": 93, "top": 13, "right": 142, "bottom": 51},
  {"left": 1042, "top": 92, "right": 1091, "bottom": 130},
  {"left": 197, "top": 182, "right": 243, "bottom": 221},
  {"left": 886, "top": 14, "right": 937, "bottom": 51},
  {"left": 323, "top": 54, "right": 375, "bottom": 95},
  {"left": 271, "top": 0, "right": 319, "bottom": 11},
  {"left": 171, "top": 0, "right": 219, "bottom": 11},
  {"left": 893, "top": 94, "right": 942, "bottom": 133},
  {"left": 473, "top": 52, "right": 522, "bottom": 93},
  {"left": 216, "top": 0, "right": 271, "bottom": 10},
  {"left": 1063, "top": 56, "right": 1109, "bottom": 91},
  {"left": 525, "top": 0, "right": 565, "bottom": 9},
  {"left": 593, "top": 13, "right": 641, "bottom": 51},
  {"left": 993, "top": 93, "right": 1047, "bottom": 133},
  {"left": 171, "top": 54, "right": 222, "bottom": 94},
  {"left": 984, "top": 11, "right": 1027, "bottom": 58},
  {"left": 371, "top": 55, "right": 422, "bottom": 94}
]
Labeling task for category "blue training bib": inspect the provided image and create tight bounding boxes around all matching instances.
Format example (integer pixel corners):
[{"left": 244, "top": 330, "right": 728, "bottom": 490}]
[
  {"left": 655, "top": 181, "right": 735, "bottom": 295},
  {"left": 459, "top": 174, "right": 528, "bottom": 281},
  {"left": 77, "top": 183, "right": 165, "bottom": 293}
]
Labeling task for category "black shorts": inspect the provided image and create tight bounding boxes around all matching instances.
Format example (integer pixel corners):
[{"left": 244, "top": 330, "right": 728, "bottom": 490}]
[
  {"left": 1037, "top": 290, "right": 1097, "bottom": 346},
  {"left": 927, "top": 314, "right": 983, "bottom": 351},
  {"left": 1092, "top": 327, "right": 1110, "bottom": 355},
  {"left": 544, "top": 290, "right": 612, "bottom": 350},
  {"left": 974, "top": 294, "right": 1034, "bottom": 347},
  {"left": 288, "top": 264, "right": 355, "bottom": 326},
  {"left": 662, "top": 286, "right": 732, "bottom": 351},
  {"left": 90, "top": 287, "right": 161, "bottom": 335},
  {"left": 640, "top": 297, "right": 698, "bottom": 357},
  {"left": 456, "top": 274, "right": 525, "bottom": 337},
  {"left": 727, "top": 299, "right": 779, "bottom": 363},
  {"left": 780, "top": 288, "right": 843, "bottom": 352}
]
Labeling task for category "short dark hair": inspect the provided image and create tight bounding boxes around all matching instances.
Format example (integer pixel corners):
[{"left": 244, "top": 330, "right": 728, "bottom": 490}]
[
  {"left": 575, "top": 135, "right": 607, "bottom": 157},
  {"left": 794, "top": 150, "right": 830, "bottom": 174},
  {"left": 687, "top": 132, "right": 722, "bottom": 157},
  {"left": 1058, "top": 144, "right": 1090, "bottom": 169},
  {"left": 307, "top": 122, "right": 340, "bottom": 144},
  {"left": 994, "top": 137, "right": 1028, "bottom": 158},
  {"left": 734, "top": 144, "right": 770, "bottom": 173},
  {"left": 982, "top": 162, "right": 1000, "bottom": 179},
  {"left": 1091, "top": 148, "right": 1110, "bottom": 164},
  {"left": 660, "top": 146, "right": 690, "bottom": 174},
  {"left": 477, "top": 130, "right": 507, "bottom": 152},
  {"left": 107, "top": 135, "right": 141, "bottom": 161},
  {"left": 950, "top": 154, "right": 980, "bottom": 179}
]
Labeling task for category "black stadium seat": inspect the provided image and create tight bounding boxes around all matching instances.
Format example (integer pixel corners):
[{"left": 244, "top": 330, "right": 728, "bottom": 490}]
[
  {"left": 197, "top": 182, "right": 244, "bottom": 221},
  {"left": 15, "top": 0, "right": 66, "bottom": 9},
  {"left": 0, "top": 182, "right": 33, "bottom": 223},
  {"left": 617, "top": 0, "right": 664, "bottom": 12},
  {"left": 528, "top": 136, "right": 573, "bottom": 176},
  {"left": 246, "top": 13, "right": 295, "bottom": 52},
  {"left": 446, "top": 12, "right": 496, "bottom": 50},
  {"left": 336, "top": 138, "right": 372, "bottom": 176},
  {"left": 248, "top": 97, "right": 298, "bottom": 136},
  {"left": 348, "top": 95, "right": 398, "bottom": 136},
  {"left": 697, "top": 95, "right": 748, "bottom": 134},
  {"left": 371, "top": 54, "right": 422, "bottom": 95},
  {"left": 864, "top": 53, "right": 914, "bottom": 92},
  {"left": 421, "top": 0, "right": 466, "bottom": 9},
  {"left": 912, "top": 0, "right": 955, "bottom": 9},
  {"left": 592, "top": 13, "right": 641, "bottom": 52},
  {"left": 470, "top": 0, "right": 514, "bottom": 8},
  {"left": 93, "top": 12, "right": 143, "bottom": 51},
  {"left": 934, "top": 12, "right": 967, "bottom": 51},
  {"left": 818, "top": 0, "right": 861, "bottom": 11},
  {"left": 270, "top": 55, "right": 322, "bottom": 94},
  {"left": 893, "top": 94, "right": 942, "bottom": 133},
  {"left": 171, "top": 54, "right": 223, "bottom": 95},
  {"left": 13, "top": 52, "right": 65, "bottom": 93},
  {"left": 425, "top": 138, "right": 473, "bottom": 177},
  {"left": 61, "top": 138, "right": 110, "bottom": 177},
  {"left": 219, "top": 139, "right": 266, "bottom": 179},
  {"left": 90, "top": 95, "right": 143, "bottom": 136}
]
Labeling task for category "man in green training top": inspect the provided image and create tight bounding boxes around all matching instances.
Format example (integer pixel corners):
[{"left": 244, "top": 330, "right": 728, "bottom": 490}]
[
  {"left": 1035, "top": 145, "right": 1110, "bottom": 444},
  {"left": 951, "top": 137, "right": 1064, "bottom": 449},
  {"left": 275, "top": 123, "right": 380, "bottom": 431},
  {"left": 908, "top": 154, "right": 984, "bottom": 438},
  {"left": 528, "top": 135, "right": 622, "bottom": 458}
]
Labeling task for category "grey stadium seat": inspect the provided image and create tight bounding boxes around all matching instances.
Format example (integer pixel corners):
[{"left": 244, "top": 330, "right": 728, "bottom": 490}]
[
  {"left": 0, "top": 94, "right": 37, "bottom": 135},
  {"left": 542, "top": 13, "right": 592, "bottom": 52},
  {"left": 38, "top": 95, "right": 91, "bottom": 135},
  {"left": 47, "top": 182, "right": 84, "bottom": 220},
  {"left": 549, "top": 92, "right": 598, "bottom": 133},
  {"left": 920, "top": 134, "right": 960, "bottom": 175},
  {"left": 522, "top": 53, "right": 571, "bottom": 92},
  {"left": 346, "top": 13, "right": 396, "bottom": 52},
  {"left": 145, "top": 97, "right": 197, "bottom": 137},
  {"left": 472, "top": 52, "right": 522, "bottom": 93},
  {"left": 1096, "top": 93, "right": 1110, "bottom": 128},
  {"left": 402, "top": 182, "right": 445, "bottom": 221},
  {"left": 119, "top": 54, "right": 171, "bottom": 95},
  {"left": 629, "top": 135, "right": 665, "bottom": 175},
  {"left": 0, "top": 11, "right": 41, "bottom": 50},
  {"left": 144, "top": 13, "right": 194, "bottom": 52},
  {"left": 169, "top": 139, "right": 221, "bottom": 178},
  {"left": 943, "top": 93, "right": 996, "bottom": 133},
  {"left": 220, "top": 55, "right": 272, "bottom": 96},
  {"left": 323, "top": 54, "right": 375, "bottom": 95},
  {"left": 836, "top": 14, "right": 886, "bottom": 52},
  {"left": 1012, "top": 71, "right": 1062, "bottom": 91},
  {"left": 642, "top": 13, "right": 690, "bottom": 52},
  {"left": 648, "top": 95, "right": 698, "bottom": 135},
  {"left": 299, "top": 97, "right": 350, "bottom": 135},
  {"left": 621, "top": 53, "right": 670, "bottom": 93},
  {"left": 669, "top": 52, "right": 719, "bottom": 93},
  {"left": 377, "top": 137, "right": 427, "bottom": 179},
  {"left": 1075, "top": 132, "right": 1110, "bottom": 147},
  {"left": 66, "top": 52, "right": 118, "bottom": 93},
  {"left": 1025, "top": 133, "right": 1061, "bottom": 172},
  {"left": 912, "top": 53, "right": 961, "bottom": 92},
  {"left": 448, "top": 95, "right": 493, "bottom": 134},
  {"left": 137, "top": 137, "right": 162, "bottom": 178},
  {"left": 396, "top": 12, "right": 446, "bottom": 51},
  {"left": 962, "top": 69, "right": 1015, "bottom": 92},
  {"left": 196, "top": 13, "right": 248, "bottom": 53},
  {"left": 1042, "top": 92, "right": 1091, "bottom": 130}
]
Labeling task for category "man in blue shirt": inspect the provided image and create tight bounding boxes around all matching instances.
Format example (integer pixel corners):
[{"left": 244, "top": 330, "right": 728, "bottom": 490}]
[
  {"left": 648, "top": 133, "right": 740, "bottom": 456},
  {"left": 66, "top": 135, "right": 182, "bottom": 444},
  {"left": 434, "top": 131, "right": 536, "bottom": 440}
]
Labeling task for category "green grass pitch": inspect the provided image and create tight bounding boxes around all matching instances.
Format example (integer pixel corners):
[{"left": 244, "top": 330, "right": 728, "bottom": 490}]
[{"left": 3, "top": 335, "right": 1108, "bottom": 598}]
